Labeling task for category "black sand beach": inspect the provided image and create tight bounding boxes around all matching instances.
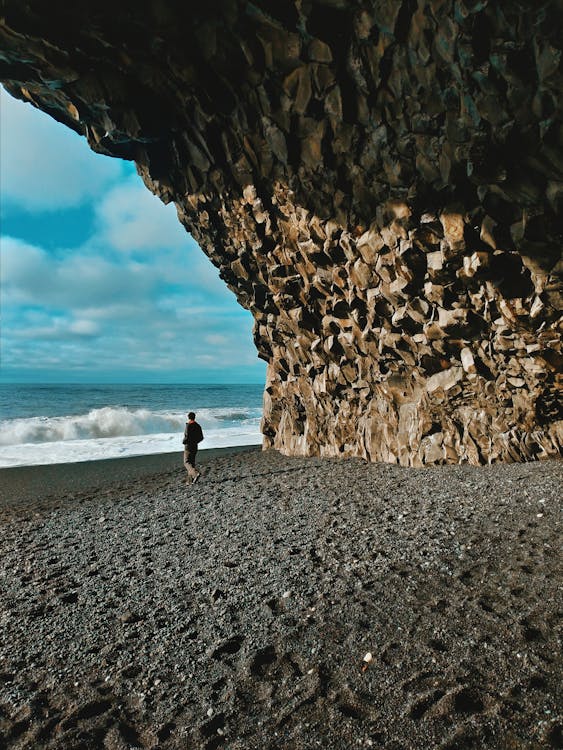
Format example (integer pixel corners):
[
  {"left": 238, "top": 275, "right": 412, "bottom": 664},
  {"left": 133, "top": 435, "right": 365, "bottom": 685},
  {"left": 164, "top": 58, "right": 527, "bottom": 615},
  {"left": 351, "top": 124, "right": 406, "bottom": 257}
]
[
  {"left": 0, "top": 447, "right": 259, "bottom": 510},
  {"left": 0, "top": 448, "right": 561, "bottom": 749}
]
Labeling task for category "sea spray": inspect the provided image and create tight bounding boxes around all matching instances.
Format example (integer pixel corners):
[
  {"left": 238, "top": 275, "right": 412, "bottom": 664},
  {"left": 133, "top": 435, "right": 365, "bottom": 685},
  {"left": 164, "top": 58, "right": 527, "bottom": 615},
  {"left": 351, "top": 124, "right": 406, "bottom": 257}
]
[{"left": 0, "top": 383, "right": 263, "bottom": 467}]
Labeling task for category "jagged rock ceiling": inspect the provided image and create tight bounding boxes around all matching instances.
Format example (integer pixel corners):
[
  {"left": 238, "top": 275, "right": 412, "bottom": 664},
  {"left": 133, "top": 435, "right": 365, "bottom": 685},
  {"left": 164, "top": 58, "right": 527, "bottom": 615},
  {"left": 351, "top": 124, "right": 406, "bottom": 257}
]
[{"left": 1, "top": 0, "right": 561, "bottom": 464}]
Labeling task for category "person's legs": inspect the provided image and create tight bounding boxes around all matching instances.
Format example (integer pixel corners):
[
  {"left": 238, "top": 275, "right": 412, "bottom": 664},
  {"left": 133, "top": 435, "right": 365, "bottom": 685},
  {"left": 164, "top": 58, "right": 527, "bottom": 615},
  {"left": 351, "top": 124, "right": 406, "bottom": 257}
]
[
  {"left": 184, "top": 447, "right": 200, "bottom": 480},
  {"left": 184, "top": 449, "right": 196, "bottom": 479}
]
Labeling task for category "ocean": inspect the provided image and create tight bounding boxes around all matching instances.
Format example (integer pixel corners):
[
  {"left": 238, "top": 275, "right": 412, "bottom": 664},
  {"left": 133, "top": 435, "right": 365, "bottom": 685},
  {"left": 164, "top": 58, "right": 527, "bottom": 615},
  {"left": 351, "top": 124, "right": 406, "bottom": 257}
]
[{"left": 0, "top": 383, "right": 264, "bottom": 468}]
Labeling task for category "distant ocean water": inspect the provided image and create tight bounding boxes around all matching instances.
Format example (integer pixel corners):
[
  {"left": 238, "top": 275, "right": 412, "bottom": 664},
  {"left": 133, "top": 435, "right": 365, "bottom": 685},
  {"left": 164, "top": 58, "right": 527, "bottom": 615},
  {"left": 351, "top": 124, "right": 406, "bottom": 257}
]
[{"left": 0, "top": 383, "right": 264, "bottom": 468}]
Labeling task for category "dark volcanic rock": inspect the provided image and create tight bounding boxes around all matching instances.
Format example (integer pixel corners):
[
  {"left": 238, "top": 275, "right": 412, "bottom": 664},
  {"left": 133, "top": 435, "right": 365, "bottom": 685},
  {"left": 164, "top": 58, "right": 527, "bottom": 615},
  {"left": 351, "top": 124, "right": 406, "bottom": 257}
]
[{"left": 0, "top": 1, "right": 561, "bottom": 464}]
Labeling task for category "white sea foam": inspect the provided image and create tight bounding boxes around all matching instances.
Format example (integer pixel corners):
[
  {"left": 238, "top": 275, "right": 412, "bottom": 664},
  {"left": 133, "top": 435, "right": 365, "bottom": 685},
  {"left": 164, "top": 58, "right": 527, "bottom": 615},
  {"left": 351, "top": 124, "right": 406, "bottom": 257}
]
[
  {"left": 0, "top": 406, "right": 262, "bottom": 467},
  {"left": 0, "top": 408, "right": 182, "bottom": 445}
]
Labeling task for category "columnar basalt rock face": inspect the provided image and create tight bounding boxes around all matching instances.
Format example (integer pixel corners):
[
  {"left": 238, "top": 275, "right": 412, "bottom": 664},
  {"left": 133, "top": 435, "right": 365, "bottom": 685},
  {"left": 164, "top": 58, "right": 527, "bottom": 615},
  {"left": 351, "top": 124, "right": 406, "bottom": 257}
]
[{"left": 1, "top": 1, "right": 561, "bottom": 464}]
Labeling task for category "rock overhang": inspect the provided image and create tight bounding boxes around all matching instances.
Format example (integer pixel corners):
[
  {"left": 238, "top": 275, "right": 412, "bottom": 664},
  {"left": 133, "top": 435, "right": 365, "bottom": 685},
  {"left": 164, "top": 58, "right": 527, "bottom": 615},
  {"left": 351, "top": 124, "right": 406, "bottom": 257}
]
[{"left": 1, "top": 0, "right": 561, "bottom": 464}]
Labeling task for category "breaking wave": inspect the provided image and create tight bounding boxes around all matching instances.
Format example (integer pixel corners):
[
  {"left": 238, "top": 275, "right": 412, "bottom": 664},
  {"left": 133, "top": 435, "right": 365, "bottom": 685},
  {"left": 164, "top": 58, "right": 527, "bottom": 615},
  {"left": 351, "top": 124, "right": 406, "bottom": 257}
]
[
  {"left": 0, "top": 407, "right": 183, "bottom": 445},
  {"left": 0, "top": 406, "right": 262, "bottom": 446},
  {"left": 0, "top": 405, "right": 263, "bottom": 467}
]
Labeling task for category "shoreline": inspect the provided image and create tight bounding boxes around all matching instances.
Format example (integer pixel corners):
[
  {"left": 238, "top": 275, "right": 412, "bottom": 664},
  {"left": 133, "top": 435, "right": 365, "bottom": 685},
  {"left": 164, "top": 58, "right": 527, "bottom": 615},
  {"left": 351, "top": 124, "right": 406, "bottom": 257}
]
[{"left": 0, "top": 444, "right": 261, "bottom": 507}]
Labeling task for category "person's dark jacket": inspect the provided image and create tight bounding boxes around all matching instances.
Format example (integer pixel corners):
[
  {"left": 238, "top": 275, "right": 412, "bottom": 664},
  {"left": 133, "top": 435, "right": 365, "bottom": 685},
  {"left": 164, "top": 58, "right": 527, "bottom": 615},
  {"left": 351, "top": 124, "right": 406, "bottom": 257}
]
[{"left": 183, "top": 421, "right": 203, "bottom": 449}]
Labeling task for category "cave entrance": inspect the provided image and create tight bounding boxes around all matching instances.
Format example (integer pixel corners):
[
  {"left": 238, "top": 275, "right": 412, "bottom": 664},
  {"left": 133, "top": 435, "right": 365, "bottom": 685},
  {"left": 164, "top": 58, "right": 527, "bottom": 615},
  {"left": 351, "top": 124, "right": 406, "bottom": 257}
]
[{"left": 0, "top": 87, "right": 265, "bottom": 467}]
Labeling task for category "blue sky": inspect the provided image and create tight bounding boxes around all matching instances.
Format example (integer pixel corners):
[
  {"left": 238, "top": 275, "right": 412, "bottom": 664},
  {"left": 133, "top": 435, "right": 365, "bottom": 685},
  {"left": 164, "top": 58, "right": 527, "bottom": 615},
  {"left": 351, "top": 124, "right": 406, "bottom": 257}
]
[{"left": 0, "top": 87, "right": 266, "bottom": 384}]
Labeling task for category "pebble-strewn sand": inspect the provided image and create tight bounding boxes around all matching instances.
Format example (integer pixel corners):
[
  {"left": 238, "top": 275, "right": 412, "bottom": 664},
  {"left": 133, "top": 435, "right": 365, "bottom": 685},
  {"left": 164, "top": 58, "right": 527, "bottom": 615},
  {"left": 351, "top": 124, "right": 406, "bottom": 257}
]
[{"left": 0, "top": 448, "right": 561, "bottom": 749}]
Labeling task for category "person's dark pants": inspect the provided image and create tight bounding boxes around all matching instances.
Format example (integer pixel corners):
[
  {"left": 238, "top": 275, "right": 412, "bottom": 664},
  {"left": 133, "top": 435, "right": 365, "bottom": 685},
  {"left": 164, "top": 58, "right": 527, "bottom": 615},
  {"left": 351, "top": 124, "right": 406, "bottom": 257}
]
[{"left": 184, "top": 445, "right": 199, "bottom": 477}]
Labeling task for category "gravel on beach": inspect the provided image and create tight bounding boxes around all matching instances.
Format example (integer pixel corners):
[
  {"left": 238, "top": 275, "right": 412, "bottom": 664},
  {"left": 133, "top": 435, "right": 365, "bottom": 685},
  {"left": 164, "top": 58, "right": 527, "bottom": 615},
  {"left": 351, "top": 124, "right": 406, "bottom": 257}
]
[{"left": 0, "top": 448, "right": 561, "bottom": 749}]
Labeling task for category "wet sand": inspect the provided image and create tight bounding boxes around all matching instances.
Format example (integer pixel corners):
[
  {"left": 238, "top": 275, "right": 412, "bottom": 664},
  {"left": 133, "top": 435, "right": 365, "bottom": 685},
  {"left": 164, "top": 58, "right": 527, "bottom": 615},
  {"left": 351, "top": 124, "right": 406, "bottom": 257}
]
[
  {"left": 0, "top": 446, "right": 259, "bottom": 510},
  {"left": 0, "top": 449, "right": 561, "bottom": 749}
]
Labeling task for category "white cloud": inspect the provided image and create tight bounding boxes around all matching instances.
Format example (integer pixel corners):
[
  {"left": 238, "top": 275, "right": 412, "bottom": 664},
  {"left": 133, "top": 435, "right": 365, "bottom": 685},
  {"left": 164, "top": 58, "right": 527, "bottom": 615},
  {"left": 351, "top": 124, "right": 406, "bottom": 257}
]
[
  {"left": 10, "top": 317, "right": 99, "bottom": 340},
  {"left": 1, "top": 233, "right": 261, "bottom": 375},
  {"left": 1, "top": 238, "right": 49, "bottom": 285},
  {"left": 91, "top": 177, "right": 237, "bottom": 301},
  {"left": 1, "top": 236, "right": 154, "bottom": 308},
  {"left": 69, "top": 319, "right": 100, "bottom": 336},
  {"left": 205, "top": 334, "right": 229, "bottom": 346},
  {"left": 81, "top": 174, "right": 235, "bottom": 305},
  {"left": 0, "top": 87, "right": 123, "bottom": 211},
  {"left": 95, "top": 179, "right": 189, "bottom": 252}
]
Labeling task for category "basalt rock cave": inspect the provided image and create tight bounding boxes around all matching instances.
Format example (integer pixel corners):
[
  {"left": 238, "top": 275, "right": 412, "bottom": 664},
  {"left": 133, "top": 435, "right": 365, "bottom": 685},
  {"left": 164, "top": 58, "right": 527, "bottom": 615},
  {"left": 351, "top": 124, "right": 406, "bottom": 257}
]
[{"left": 1, "top": 0, "right": 561, "bottom": 464}]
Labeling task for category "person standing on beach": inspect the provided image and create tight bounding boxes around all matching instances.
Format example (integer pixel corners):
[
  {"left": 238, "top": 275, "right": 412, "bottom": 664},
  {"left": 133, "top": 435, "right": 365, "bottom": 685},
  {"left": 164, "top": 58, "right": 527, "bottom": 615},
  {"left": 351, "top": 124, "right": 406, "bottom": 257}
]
[{"left": 183, "top": 412, "right": 204, "bottom": 483}]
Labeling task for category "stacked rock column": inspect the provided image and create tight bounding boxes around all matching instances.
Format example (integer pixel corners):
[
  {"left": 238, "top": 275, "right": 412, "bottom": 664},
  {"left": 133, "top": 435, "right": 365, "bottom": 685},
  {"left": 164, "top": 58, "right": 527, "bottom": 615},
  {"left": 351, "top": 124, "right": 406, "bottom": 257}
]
[{"left": 179, "top": 181, "right": 561, "bottom": 466}]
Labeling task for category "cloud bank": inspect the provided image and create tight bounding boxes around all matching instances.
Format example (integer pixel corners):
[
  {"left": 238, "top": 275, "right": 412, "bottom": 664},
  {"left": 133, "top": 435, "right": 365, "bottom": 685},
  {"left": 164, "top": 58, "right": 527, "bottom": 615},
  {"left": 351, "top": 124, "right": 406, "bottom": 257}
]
[{"left": 0, "top": 87, "right": 265, "bottom": 383}]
